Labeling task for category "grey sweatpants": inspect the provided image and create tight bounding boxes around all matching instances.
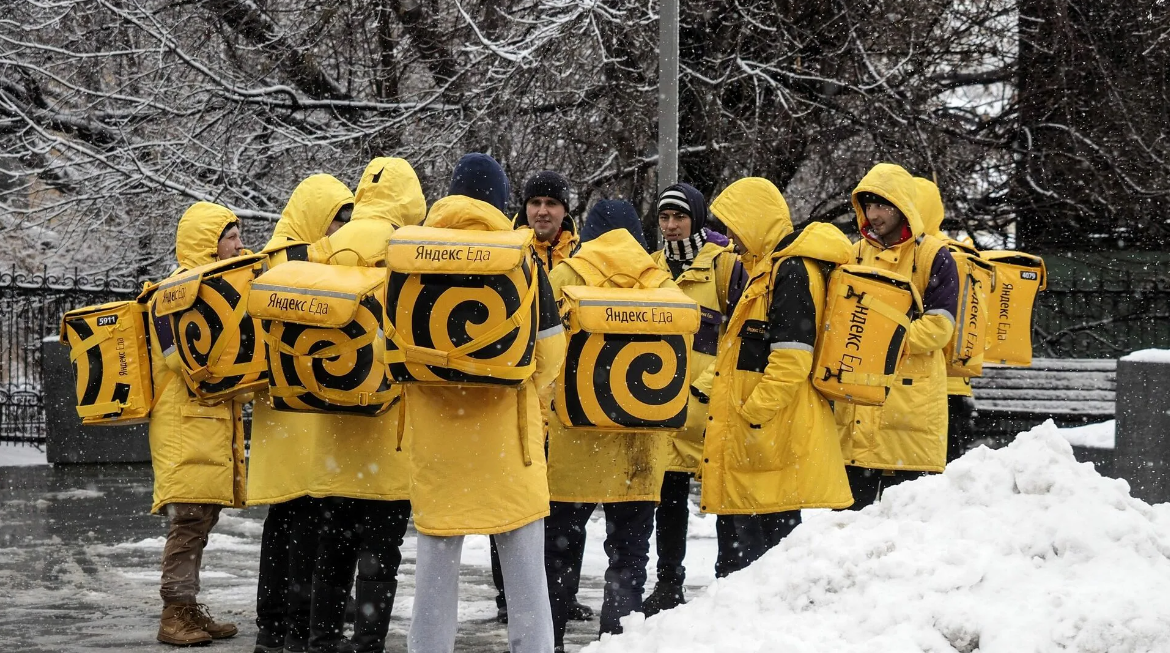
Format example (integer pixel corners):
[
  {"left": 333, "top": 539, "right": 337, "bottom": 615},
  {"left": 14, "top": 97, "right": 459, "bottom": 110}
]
[{"left": 409, "top": 519, "right": 553, "bottom": 653}]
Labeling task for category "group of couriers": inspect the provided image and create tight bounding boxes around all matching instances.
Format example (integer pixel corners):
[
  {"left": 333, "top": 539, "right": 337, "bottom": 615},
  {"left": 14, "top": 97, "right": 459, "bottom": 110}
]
[{"left": 146, "top": 154, "right": 972, "bottom": 653}]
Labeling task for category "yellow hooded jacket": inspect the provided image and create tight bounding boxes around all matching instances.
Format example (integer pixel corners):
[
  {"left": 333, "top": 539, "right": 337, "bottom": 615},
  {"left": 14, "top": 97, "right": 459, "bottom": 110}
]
[
  {"left": 695, "top": 178, "right": 855, "bottom": 514},
  {"left": 262, "top": 173, "right": 354, "bottom": 265},
  {"left": 148, "top": 202, "right": 247, "bottom": 513},
  {"left": 404, "top": 195, "right": 567, "bottom": 536},
  {"left": 651, "top": 242, "right": 741, "bottom": 474},
  {"left": 835, "top": 164, "right": 956, "bottom": 473},
  {"left": 516, "top": 214, "right": 580, "bottom": 270},
  {"left": 914, "top": 177, "right": 972, "bottom": 398},
  {"left": 546, "top": 229, "right": 677, "bottom": 503},
  {"left": 246, "top": 161, "right": 423, "bottom": 506}
]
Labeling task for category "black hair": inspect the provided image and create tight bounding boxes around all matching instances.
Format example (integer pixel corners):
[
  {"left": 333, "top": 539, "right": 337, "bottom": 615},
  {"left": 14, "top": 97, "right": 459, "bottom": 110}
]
[
  {"left": 218, "top": 220, "right": 240, "bottom": 241},
  {"left": 333, "top": 203, "right": 354, "bottom": 224}
]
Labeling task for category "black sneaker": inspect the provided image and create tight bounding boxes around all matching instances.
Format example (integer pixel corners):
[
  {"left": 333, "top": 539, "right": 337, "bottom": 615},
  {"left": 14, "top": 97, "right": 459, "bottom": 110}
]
[
  {"left": 567, "top": 600, "right": 594, "bottom": 621},
  {"left": 642, "top": 583, "right": 685, "bottom": 617}
]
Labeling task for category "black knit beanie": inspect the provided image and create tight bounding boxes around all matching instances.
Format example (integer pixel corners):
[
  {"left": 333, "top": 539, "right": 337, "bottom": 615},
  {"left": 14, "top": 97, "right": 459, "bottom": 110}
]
[{"left": 522, "top": 171, "right": 572, "bottom": 211}]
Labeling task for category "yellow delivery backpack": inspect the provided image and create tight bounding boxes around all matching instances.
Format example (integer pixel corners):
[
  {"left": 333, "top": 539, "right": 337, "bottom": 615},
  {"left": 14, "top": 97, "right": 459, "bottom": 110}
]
[
  {"left": 248, "top": 260, "right": 399, "bottom": 415},
  {"left": 981, "top": 250, "right": 1046, "bottom": 367},
  {"left": 555, "top": 285, "right": 700, "bottom": 430},
  {"left": 813, "top": 265, "right": 922, "bottom": 406},
  {"left": 144, "top": 253, "right": 269, "bottom": 405},
  {"left": 60, "top": 298, "right": 154, "bottom": 425},
  {"left": 943, "top": 240, "right": 997, "bottom": 378},
  {"left": 383, "top": 225, "right": 538, "bottom": 386}
]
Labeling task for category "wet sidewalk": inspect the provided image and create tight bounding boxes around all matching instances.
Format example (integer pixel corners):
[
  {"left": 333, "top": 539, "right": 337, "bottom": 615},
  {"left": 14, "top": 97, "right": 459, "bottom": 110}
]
[{"left": 0, "top": 462, "right": 716, "bottom": 652}]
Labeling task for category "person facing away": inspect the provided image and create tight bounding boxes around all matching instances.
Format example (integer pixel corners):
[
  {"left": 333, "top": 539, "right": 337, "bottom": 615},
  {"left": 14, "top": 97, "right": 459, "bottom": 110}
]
[
  {"left": 247, "top": 173, "right": 354, "bottom": 653},
  {"left": 643, "top": 183, "right": 747, "bottom": 615},
  {"left": 149, "top": 202, "right": 246, "bottom": 646},
  {"left": 405, "top": 153, "right": 566, "bottom": 653},
  {"left": 834, "top": 163, "right": 960, "bottom": 509},
  {"left": 692, "top": 177, "right": 856, "bottom": 577},
  {"left": 514, "top": 170, "right": 580, "bottom": 269},
  {"left": 542, "top": 199, "right": 676, "bottom": 651}
]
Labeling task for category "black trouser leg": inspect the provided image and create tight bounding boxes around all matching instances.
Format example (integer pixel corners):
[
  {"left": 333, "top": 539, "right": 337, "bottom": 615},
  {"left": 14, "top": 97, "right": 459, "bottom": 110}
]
[
  {"left": 759, "top": 510, "right": 801, "bottom": 550},
  {"left": 350, "top": 499, "right": 411, "bottom": 653},
  {"left": 545, "top": 501, "right": 595, "bottom": 649},
  {"left": 946, "top": 394, "right": 977, "bottom": 463},
  {"left": 309, "top": 497, "right": 361, "bottom": 653},
  {"left": 285, "top": 497, "right": 324, "bottom": 650},
  {"left": 599, "top": 501, "right": 654, "bottom": 636},
  {"left": 846, "top": 466, "right": 882, "bottom": 511},
  {"left": 256, "top": 501, "right": 294, "bottom": 647},
  {"left": 490, "top": 535, "right": 506, "bottom": 610},
  {"left": 654, "top": 472, "right": 691, "bottom": 586},
  {"left": 714, "top": 514, "right": 765, "bottom": 578}
]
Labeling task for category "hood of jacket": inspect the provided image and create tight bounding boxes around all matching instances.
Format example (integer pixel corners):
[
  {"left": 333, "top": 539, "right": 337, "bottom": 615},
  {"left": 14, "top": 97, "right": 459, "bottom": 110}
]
[
  {"left": 709, "top": 177, "right": 793, "bottom": 272},
  {"left": 448, "top": 153, "right": 510, "bottom": 215},
  {"left": 351, "top": 157, "right": 427, "bottom": 227},
  {"left": 774, "top": 222, "right": 853, "bottom": 266},
  {"left": 851, "top": 163, "right": 924, "bottom": 246},
  {"left": 266, "top": 174, "right": 354, "bottom": 249},
  {"left": 914, "top": 177, "right": 945, "bottom": 238},
  {"left": 579, "top": 199, "right": 648, "bottom": 250},
  {"left": 569, "top": 229, "right": 669, "bottom": 288},
  {"left": 426, "top": 194, "right": 514, "bottom": 232},
  {"left": 176, "top": 202, "right": 239, "bottom": 270}
]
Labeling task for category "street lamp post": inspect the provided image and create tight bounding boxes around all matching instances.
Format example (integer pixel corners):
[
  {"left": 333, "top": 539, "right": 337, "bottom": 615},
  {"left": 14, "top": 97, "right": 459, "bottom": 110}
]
[{"left": 658, "top": 0, "right": 679, "bottom": 193}]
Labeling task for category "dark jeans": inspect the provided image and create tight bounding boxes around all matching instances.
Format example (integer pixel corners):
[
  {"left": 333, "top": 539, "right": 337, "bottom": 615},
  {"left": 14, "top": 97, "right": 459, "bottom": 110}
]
[
  {"left": 654, "top": 471, "right": 691, "bottom": 586},
  {"left": 314, "top": 498, "right": 411, "bottom": 588},
  {"left": 255, "top": 496, "right": 322, "bottom": 644},
  {"left": 846, "top": 466, "right": 927, "bottom": 511},
  {"left": 946, "top": 394, "right": 978, "bottom": 463},
  {"left": 713, "top": 511, "right": 800, "bottom": 578},
  {"left": 545, "top": 501, "right": 654, "bottom": 647}
]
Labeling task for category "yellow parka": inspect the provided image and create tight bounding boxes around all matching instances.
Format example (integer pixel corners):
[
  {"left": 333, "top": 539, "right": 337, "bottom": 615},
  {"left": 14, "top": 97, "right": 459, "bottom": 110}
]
[
  {"left": 404, "top": 195, "right": 567, "bottom": 536},
  {"left": 148, "top": 202, "right": 247, "bottom": 514},
  {"left": 835, "top": 164, "right": 955, "bottom": 473},
  {"left": 696, "top": 179, "right": 855, "bottom": 515},
  {"left": 246, "top": 162, "right": 423, "bottom": 505},
  {"left": 546, "top": 230, "right": 677, "bottom": 503},
  {"left": 914, "top": 177, "right": 973, "bottom": 398},
  {"left": 651, "top": 243, "right": 741, "bottom": 474}
]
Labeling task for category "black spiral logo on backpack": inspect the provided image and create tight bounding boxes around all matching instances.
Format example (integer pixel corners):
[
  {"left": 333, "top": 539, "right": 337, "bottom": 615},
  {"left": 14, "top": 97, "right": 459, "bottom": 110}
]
[
  {"left": 269, "top": 294, "right": 392, "bottom": 416},
  {"left": 560, "top": 331, "right": 689, "bottom": 429},
  {"left": 385, "top": 261, "right": 536, "bottom": 385},
  {"left": 172, "top": 275, "right": 265, "bottom": 396}
]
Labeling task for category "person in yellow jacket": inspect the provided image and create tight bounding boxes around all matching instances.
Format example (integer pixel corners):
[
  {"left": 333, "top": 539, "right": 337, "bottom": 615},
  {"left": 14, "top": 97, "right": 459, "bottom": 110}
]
[
  {"left": 913, "top": 177, "right": 981, "bottom": 463},
  {"left": 543, "top": 200, "right": 675, "bottom": 649},
  {"left": 247, "top": 173, "right": 353, "bottom": 653},
  {"left": 644, "top": 183, "right": 746, "bottom": 615},
  {"left": 148, "top": 202, "right": 246, "bottom": 646},
  {"left": 250, "top": 159, "right": 424, "bottom": 653},
  {"left": 405, "top": 153, "right": 566, "bottom": 653},
  {"left": 834, "top": 164, "right": 960, "bottom": 509},
  {"left": 514, "top": 170, "right": 580, "bottom": 269},
  {"left": 495, "top": 169, "right": 582, "bottom": 624},
  {"left": 692, "top": 178, "right": 855, "bottom": 577}
]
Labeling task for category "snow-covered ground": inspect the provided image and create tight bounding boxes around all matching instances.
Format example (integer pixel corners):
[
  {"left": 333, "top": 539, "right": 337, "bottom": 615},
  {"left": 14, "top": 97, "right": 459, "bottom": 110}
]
[
  {"left": 0, "top": 443, "right": 48, "bottom": 467},
  {"left": 588, "top": 421, "right": 1170, "bottom": 653},
  {"left": 1057, "top": 419, "right": 1116, "bottom": 450}
]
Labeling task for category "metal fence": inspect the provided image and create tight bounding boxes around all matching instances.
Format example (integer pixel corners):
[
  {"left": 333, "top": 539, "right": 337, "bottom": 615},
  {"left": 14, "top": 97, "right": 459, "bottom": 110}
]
[
  {"left": 1, "top": 266, "right": 145, "bottom": 445},
  {"left": 3, "top": 255, "right": 1169, "bottom": 446},
  {"left": 1033, "top": 271, "right": 1170, "bottom": 359}
]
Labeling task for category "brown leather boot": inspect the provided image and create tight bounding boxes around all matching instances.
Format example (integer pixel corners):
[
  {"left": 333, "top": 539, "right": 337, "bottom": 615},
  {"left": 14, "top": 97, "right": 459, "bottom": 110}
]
[
  {"left": 190, "top": 603, "right": 238, "bottom": 639},
  {"left": 157, "top": 604, "right": 212, "bottom": 646}
]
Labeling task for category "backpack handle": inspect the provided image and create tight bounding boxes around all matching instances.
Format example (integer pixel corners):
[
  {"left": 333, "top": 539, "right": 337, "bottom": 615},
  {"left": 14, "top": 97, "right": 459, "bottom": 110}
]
[
  {"left": 598, "top": 271, "right": 647, "bottom": 288},
  {"left": 324, "top": 247, "right": 371, "bottom": 267}
]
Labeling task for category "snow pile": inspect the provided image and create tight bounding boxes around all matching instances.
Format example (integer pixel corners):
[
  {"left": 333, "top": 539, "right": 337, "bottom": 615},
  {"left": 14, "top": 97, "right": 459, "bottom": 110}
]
[
  {"left": 1121, "top": 349, "right": 1170, "bottom": 363},
  {"left": 589, "top": 422, "right": 1170, "bottom": 653},
  {"left": 1057, "top": 419, "right": 1116, "bottom": 450}
]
